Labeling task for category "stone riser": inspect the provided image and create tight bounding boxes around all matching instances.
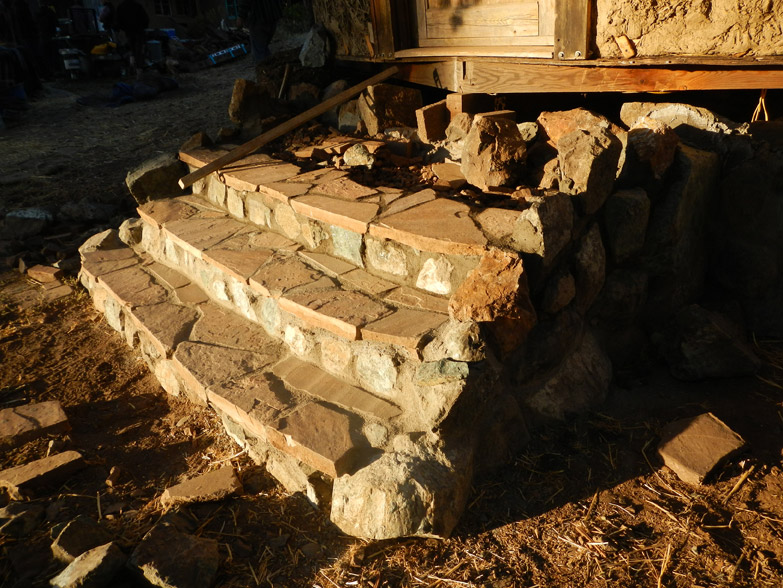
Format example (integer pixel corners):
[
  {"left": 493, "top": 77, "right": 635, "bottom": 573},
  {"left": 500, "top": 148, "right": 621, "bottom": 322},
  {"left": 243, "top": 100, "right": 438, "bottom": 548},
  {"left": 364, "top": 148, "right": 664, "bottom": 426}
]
[
  {"left": 130, "top": 205, "right": 469, "bottom": 414},
  {"left": 78, "top": 232, "right": 505, "bottom": 539},
  {"left": 78, "top": 239, "right": 406, "bottom": 480},
  {"left": 192, "top": 172, "right": 484, "bottom": 301}
]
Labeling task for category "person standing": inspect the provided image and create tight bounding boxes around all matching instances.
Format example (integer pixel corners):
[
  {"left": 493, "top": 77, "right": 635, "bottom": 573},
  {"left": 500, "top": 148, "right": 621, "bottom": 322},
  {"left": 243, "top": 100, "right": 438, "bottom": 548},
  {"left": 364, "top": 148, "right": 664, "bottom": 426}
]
[
  {"left": 115, "top": 0, "right": 148, "bottom": 74},
  {"left": 36, "top": 4, "right": 58, "bottom": 78},
  {"left": 99, "top": 0, "right": 116, "bottom": 40},
  {"left": 236, "top": 0, "right": 283, "bottom": 63}
]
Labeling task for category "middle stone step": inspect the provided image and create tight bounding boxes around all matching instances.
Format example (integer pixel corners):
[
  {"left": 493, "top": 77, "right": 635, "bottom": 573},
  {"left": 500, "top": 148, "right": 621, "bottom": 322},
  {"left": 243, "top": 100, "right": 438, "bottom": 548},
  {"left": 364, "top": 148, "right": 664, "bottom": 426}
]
[{"left": 129, "top": 194, "right": 479, "bottom": 430}]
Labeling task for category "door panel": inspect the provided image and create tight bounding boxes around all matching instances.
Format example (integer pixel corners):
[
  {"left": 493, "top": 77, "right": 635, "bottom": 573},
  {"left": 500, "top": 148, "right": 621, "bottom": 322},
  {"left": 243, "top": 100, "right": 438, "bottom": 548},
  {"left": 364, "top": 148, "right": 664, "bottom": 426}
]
[{"left": 417, "top": 0, "right": 554, "bottom": 47}]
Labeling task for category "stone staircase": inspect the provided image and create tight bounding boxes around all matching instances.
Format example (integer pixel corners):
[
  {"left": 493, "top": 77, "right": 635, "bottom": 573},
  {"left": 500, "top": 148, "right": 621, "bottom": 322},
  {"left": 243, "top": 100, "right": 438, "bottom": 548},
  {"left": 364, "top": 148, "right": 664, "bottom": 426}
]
[{"left": 79, "top": 144, "right": 543, "bottom": 539}]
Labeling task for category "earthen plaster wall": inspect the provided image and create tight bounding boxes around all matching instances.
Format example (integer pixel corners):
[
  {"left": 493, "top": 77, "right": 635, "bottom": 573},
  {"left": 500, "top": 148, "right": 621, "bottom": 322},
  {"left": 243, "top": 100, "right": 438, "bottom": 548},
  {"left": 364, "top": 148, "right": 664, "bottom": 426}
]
[
  {"left": 596, "top": 0, "right": 783, "bottom": 58},
  {"left": 312, "top": 0, "right": 371, "bottom": 58}
]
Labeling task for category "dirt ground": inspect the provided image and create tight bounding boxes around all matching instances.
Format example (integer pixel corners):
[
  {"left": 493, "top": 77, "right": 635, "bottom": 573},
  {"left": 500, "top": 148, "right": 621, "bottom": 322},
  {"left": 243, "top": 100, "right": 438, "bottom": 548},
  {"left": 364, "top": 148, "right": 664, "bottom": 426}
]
[{"left": 2, "top": 56, "right": 783, "bottom": 587}]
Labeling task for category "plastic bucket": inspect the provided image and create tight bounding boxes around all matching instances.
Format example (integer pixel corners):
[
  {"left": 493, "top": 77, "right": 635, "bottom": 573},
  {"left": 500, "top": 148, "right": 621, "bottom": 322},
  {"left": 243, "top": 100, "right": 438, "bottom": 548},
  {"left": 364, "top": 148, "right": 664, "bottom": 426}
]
[{"left": 145, "top": 40, "right": 163, "bottom": 63}]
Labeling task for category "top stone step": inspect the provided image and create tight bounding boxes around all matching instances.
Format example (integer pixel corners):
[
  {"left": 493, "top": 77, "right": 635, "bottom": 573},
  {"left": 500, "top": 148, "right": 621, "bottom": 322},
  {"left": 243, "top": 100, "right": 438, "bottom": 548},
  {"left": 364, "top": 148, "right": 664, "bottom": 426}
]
[
  {"left": 179, "top": 147, "right": 532, "bottom": 256},
  {"left": 179, "top": 146, "right": 552, "bottom": 303}
]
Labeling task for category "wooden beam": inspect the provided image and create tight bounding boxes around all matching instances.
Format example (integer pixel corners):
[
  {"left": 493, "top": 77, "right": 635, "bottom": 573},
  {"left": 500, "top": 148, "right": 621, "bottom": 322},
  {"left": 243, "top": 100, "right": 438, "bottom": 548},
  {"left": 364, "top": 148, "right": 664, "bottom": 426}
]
[
  {"left": 178, "top": 67, "right": 399, "bottom": 189},
  {"left": 555, "top": 0, "right": 590, "bottom": 60},
  {"left": 370, "top": 0, "right": 395, "bottom": 59},
  {"left": 396, "top": 46, "right": 554, "bottom": 59},
  {"left": 462, "top": 61, "right": 783, "bottom": 93},
  {"left": 397, "top": 62, "right": 460, "bottom": 92}
]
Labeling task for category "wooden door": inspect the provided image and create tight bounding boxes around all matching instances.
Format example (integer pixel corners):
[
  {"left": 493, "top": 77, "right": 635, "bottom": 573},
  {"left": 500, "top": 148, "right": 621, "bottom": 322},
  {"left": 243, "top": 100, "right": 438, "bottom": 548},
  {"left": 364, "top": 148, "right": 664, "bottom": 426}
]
[{"left": 416, "top": 0, "right": 555, "bottom": 48}]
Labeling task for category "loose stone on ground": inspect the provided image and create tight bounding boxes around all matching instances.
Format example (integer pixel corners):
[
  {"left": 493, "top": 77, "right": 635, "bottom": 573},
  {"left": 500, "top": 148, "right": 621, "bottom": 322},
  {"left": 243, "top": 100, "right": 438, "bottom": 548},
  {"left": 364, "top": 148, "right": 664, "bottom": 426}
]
[
  {"left": 0, "top": 400, "right": 70, "bottom": 448},
  {"left": 657, "top": 412, "right": 747, "bottom": 485},
  {"left": 160, "top": 466, "right": 243, "bottom": 509}
]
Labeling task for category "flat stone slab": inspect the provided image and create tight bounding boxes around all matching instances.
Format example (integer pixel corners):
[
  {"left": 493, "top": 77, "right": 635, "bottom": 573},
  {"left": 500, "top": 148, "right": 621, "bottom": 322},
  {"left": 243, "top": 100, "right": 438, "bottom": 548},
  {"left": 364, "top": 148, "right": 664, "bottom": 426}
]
[
  {"left": 174, "top": 342, "right": 276, "bottom": 403},
  {"left": 258, "top": 182, "right": 311, "bottom": 202},
  {"left": 203, "top": 247, "right": 274, "bottom": 282},
  {"left": 290, "top": 194, "right": 379, "bottom": 234},
  {"left": 271, "top": 402, "right": 362, "bottom": 477},
  {"left": 299, "top": 251, "right": 355, "bottom": 276},
  {"left": 97, "top": 265, "right": 168, "bottom": 309},
  {"left": 309, "top": 176, "right": 377, "bottom": 201},
  {"left": 0, "top": 451, "right": 85, "bottom": 499},
  {"left": 191, "top": 305, "right": 272, "bottom": 351},
  {"left": 80, "top": 247, "right": 138, "bottom": 278},
  {"left": 131, "top": 302, "right": 200, "bottom": 357},
  {"left": 0, "top": 400, "right": 70, "bottom": 448},
  {"left": 362, "top": 308, "right": 448, "bottom": 349},
  {"left": 207, "top": 372, "right": 291, "bottom": 438},
  {"left": 144, "top": 261, "right": 191, "bottom": 289},
  {"left": 179, "top": 147, "right": 229, "bottom": 168},
  {"left": 279, "top": 288, "right": 391, "bottom": 341},
  {"left": 27, "top": 265, "right": 63, "bottom": 283},
  {"left": 273, "top": 356, "right": 401, "bottom": 421},
  {"left": 340, "top": 269, "right": 397, "bottom": 296},
  {"left": 0, "top": 502, "right": 44, "bottom": 537},
  {"left": 220, "top": 158, "right": 301, "bottom": 193},
  {"left": 370, "top": 198, "right": 488, "bottom": 255},
  {"left": 130, "top": 524, "right": 219, "bottom": 588},
  {"left": 248, "top": 255, "right": 326, "bottom": 298},
  {"left": 138, "top": 198, "right": 199, "bottom": 229},
  {"left": 51, "top": 515, "right": 113, "bottom": 563},
  {"left": 160, "top": 466, "right": 242, "bottom": 509},
  {"left": 384, "top": 286, "right": 450, "bottom": 314},
  {"left": 50, "top": 542, "right": 126, "bottom": 588},
  {"left": 163, "top": 217, "right": 248, "bottom": 260},
  {"left": 380, "top": 189, "right": 437, "bottom": 218},
  {"left": 657, "top": 412, "right": 746, "bottom": 485}
]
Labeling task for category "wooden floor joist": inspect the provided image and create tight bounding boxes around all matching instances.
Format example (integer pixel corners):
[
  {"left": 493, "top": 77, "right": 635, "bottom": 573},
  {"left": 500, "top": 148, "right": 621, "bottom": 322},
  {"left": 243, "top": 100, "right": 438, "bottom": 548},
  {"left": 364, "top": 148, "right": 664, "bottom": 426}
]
[{"left": 396, "top": 60, "right": 783, "bottom": 93}]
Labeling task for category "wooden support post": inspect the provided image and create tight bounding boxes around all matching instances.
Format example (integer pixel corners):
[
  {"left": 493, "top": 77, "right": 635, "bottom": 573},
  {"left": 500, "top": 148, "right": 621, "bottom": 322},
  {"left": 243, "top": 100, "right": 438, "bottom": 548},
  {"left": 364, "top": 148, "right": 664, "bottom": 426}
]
[
  {"left": 555, "top": 0, "right": 590, "bottom": 60},
  {"left": 178, "top": 66, "right": 399, "bottom": 190},
  {"left": 370, "top": 0, "right": 395, "bottom": 59}
]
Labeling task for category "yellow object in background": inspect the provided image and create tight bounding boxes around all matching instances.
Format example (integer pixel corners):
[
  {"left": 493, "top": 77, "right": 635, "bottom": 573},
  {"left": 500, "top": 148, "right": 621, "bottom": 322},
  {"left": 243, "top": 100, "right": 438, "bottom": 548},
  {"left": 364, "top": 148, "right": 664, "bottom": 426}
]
[{"left": 91, "top": 42, "right": 118, "bottom": 55}]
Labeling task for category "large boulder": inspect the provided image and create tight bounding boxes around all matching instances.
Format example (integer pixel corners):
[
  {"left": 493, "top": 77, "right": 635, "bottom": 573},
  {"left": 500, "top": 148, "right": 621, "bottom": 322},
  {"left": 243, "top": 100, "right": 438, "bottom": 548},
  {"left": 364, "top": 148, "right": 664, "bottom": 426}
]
[
  {"left": 125, "top": 153, "right": 186, "bottom": 205},
  {"left": 524, "top": 330, "right": 612, "bottom": 420},
  {"left": 330, "top": 435, "right": 473, "bottom": 539},
  {"left": 460, "top": 114, "right": 526, "bottom": 190},
  {"left": 572, "top": 223, "right": 606, "bottom": 314},
  {"left": 620, "top": 102, "right": 739, "bottom": 153},
  {"left": 710, "top": 136, "right": 783, "bottom": 337},
  {"left": 663, "top": 305, "right": 761, "bottom": 381},
  {"left": 358, "top": 84, "right": 422, "bottom": 137},
  {"left": 449, "top": 249, "right": 537, "bottom": 354},
  {"left": 299, "top": 26, "right": 331, "bottom": 68},
  {"left": 604, "top": 188, "right": 651, "bottom": 263},
  {"left": 557, "top": 127, "right": 623, "bottom": 215},
  {"left": 643, "top": 145, "right": 720, "bottom": 318},
  {"left": 2, "top": 207, "right": 53, "bottom": 240},
  {"left": 538, "top": 108, "right": 625, "bottom": 147},
  {"left": 625, "top": 117, "right": 680, "bottom": 179},
  {"left": 513, "top": 192, "right": 574, "bottom": 265}
]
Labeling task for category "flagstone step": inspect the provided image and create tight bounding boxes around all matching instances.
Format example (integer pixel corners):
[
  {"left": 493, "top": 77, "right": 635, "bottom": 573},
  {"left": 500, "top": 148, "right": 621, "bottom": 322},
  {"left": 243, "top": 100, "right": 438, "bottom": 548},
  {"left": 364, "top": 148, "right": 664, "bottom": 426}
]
[
  {"left": 132, "top": 196, "right": 457, "bottom": 400},
  {"left": 179, "top": 147, "right": 538, "bottom": 300},
  {"left": 78, "top": 235, "right": 401, "bottom": 479}
]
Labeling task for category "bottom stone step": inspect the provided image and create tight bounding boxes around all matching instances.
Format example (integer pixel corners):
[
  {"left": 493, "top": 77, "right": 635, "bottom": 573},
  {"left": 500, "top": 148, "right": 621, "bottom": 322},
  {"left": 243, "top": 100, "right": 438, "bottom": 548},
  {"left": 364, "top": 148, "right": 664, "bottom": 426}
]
[
  {"left": 78, "top": 228, "right": 514, "bottom": 540},
  {"left": 78, "top": 231, "right": 396, "bottom": 479}
]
